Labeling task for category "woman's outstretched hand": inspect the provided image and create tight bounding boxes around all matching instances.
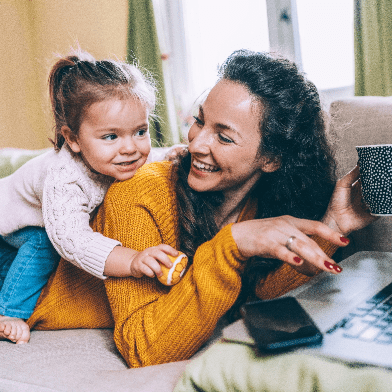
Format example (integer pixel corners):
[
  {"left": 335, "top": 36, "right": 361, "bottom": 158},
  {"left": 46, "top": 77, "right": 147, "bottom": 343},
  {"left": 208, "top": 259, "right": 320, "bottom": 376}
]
[
  {"left": 231, "top": 215, "right": 350, "bottom": 275},
  {"left": 322, "top": 166, "right": 377, "bottom": 236}
]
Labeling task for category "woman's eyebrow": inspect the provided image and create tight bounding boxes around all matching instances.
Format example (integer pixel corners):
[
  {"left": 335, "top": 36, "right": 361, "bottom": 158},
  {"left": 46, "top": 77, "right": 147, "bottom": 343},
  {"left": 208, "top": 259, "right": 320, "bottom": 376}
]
[{"left": 199, "top": 106, "right": 238, "bottom": 133}]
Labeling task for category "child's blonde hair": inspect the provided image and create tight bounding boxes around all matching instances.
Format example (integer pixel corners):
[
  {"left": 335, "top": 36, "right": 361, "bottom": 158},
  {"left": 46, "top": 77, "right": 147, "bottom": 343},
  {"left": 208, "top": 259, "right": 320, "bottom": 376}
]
[{"left": 49, "top": 49, "right": 156, "bottom": 150}]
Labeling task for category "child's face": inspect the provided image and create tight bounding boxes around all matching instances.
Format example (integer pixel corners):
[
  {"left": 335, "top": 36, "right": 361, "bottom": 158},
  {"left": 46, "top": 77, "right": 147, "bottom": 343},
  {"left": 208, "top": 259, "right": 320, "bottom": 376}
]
[{"left": 65, "top": 97, "right": 151, "bottom": 181}]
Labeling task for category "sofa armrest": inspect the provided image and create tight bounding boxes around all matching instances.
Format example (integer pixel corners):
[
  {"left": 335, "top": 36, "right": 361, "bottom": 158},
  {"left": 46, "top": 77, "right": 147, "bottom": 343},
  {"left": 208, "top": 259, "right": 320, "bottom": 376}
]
[
  {"left": 0, "top": 147, "right": 51, "bottom": 178},
  {"left": 328, "top": 96, "right": 392, "bottom": 177}
]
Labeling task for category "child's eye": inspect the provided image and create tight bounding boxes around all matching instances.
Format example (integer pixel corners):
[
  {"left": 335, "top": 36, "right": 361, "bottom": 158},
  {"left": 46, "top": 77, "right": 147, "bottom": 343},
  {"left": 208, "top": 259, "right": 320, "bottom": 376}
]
[
  {"left": 102, "top": 134, "right": 117, "bottom": 141},
  {"left": 193, "top": 116, "right": 204, "bottom": 127},
  {"left": 136, "top": 129, "right": 148, "bottom": 137},
  {"left": 218, "top": 134, "right": 234, "bottom": 144}
]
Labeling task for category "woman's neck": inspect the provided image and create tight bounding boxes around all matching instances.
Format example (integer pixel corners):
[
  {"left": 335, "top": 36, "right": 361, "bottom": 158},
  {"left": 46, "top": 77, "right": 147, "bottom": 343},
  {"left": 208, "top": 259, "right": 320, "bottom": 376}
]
[
  {"left": 214, "top": 176, "right": 260, "bottom": 228},
  {"left": 215, "top": 193, "right": 249, "bottom": 228}
]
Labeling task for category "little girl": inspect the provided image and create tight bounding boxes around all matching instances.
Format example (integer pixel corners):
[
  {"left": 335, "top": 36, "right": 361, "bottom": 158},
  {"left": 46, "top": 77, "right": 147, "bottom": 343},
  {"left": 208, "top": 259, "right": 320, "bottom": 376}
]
[{"left": 0, "top": 49, "right": 178, "bottom": 344}]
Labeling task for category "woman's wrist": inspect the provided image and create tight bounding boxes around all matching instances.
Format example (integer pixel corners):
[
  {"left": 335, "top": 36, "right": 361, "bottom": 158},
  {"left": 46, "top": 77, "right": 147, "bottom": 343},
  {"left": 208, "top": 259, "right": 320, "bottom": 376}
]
[{"left": 320, "top": 213, "right": 349, "bottom": 236}]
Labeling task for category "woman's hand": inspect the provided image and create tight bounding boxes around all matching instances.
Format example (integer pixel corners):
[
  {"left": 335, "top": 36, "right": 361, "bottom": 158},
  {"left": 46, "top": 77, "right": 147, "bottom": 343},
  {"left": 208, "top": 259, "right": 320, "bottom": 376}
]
[
  {"left": 231, "top": 215, "right": 350, "bottom": 274},
  {"left": 322, "top": 166, "right": 377, "bottom": 236}
]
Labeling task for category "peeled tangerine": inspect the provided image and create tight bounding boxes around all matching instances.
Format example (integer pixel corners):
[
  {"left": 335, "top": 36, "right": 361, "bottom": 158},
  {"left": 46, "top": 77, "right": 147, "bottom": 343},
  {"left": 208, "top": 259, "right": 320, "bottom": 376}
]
[{"left": 158, "top": 252, "right": 188, "bottom": 286}]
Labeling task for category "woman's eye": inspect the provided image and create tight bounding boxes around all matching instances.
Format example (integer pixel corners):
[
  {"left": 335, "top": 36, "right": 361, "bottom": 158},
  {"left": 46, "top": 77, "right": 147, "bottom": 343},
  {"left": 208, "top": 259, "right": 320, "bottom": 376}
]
[
  {"left": 193, "top": 116, "right": 204, "bottom": 127},
  {"left": 218, "top": 134, "right": 234, "bottom": 144},
  {"left": 102, "top": 134, "right": 117, "bottom": 141}
]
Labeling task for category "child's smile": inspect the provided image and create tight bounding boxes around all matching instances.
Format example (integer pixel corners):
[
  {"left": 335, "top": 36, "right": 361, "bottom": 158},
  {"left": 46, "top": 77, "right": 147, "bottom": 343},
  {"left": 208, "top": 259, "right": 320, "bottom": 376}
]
[{"left": 65, "top": 97, "right": 151, "bottom": 181}]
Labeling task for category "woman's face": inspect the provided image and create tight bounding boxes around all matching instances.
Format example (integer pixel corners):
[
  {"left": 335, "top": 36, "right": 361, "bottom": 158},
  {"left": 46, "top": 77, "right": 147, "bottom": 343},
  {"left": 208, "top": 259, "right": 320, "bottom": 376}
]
[{"left": 187, "top": 80, "right": 276, "bottom": 200}]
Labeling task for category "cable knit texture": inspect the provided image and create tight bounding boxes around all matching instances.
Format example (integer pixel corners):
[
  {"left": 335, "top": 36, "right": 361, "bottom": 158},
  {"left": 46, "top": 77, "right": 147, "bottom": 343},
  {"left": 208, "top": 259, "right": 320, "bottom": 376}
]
[
  {"left": 28, "top": 161, "right": 338, "bottom": 367},
  {"left": 0, "top": 145, "right": 120, "bottom": 278}
]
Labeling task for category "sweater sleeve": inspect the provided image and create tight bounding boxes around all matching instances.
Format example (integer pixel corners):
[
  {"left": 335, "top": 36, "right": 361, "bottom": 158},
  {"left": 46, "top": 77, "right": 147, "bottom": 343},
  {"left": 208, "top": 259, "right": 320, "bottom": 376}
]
[
  {"left": 42, "top": 163, "right": 120, "bottom": 279},
  {"left": 95, "top": 162, "right": 247, "bottom": 367}
]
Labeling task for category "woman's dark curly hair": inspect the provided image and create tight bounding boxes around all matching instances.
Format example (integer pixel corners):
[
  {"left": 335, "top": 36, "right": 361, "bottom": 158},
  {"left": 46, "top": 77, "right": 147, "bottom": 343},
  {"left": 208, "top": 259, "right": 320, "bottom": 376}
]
[{"left": 172, "top": 50, "right": 336, "bottom": 315}]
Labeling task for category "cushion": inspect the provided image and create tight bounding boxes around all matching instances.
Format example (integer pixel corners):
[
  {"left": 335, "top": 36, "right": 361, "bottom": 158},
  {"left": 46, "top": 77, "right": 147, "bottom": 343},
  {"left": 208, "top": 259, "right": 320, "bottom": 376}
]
[
  {"left": 0, "top": 329, "right": 189, "bottom": 392},
  {"left": 174, "top": 341, "right": 392, "bottom": 392}
]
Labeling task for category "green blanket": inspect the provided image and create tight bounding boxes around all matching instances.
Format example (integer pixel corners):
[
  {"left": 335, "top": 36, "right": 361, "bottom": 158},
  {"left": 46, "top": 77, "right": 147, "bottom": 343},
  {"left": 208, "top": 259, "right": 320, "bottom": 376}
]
[{"left": 174, "top": 342, "right": 392, "bottom": 392}]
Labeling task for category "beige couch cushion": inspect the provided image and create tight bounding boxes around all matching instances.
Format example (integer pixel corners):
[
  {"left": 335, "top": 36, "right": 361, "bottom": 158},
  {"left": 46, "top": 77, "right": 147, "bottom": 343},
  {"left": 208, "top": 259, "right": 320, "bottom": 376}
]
[
  {"left": 0, "top": 329, "right": 189, "bottom": 392},
  {"left": 329, "top": 96, "right": 392, "bottom": 177},
  {"left": 329, "top": 96, "right": 392, "bottom": 256}
]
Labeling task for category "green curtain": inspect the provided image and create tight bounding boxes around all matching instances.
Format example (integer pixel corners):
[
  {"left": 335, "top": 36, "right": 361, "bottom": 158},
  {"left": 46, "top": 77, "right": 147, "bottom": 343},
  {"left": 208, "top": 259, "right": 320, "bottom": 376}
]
[
  {"left": 127, "top": 0, "right": 173, "bottom": 146},
  {"left": 355, "top": 0, "right": 392, "bottom": 96}
]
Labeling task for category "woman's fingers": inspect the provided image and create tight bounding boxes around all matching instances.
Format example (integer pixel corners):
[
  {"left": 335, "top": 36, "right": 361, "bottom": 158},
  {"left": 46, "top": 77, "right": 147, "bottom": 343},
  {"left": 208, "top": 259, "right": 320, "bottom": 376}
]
[
  {"left": 281, "top": 234, "right": 342, "bottom": 274},
  {"left": 294, "top": 218, "right": 350, "bottom": 247},
  {"left": 231, "top": 216, "right": 347, "bottom": 275}
]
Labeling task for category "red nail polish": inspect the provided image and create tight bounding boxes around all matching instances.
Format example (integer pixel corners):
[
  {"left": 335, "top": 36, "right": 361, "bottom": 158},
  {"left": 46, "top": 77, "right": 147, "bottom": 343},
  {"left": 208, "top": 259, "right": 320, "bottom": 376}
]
[
  {"left": 293, "top": 256, "right": 302, "bottom": 264},
  {"left": 333, "top": 264, "right": 342, "bottom": 273},
  {"left": 324, "top": 260, "right": 334, "bottom": 270},
  {"left": 340, "top": 236, "right": 350, "bottom": 244}
]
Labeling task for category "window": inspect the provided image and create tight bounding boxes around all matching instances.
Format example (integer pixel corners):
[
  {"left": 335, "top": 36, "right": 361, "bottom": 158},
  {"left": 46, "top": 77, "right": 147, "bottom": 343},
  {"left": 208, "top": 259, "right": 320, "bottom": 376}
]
[
  {"left": 296, "top": 0, "right": 354, "bottom": 90},
  {"left": 154, "top": 0, "right": 355, "bottom": 138},
  {"left": 182, "top": 0, "right": 270, "bottom": 100}
]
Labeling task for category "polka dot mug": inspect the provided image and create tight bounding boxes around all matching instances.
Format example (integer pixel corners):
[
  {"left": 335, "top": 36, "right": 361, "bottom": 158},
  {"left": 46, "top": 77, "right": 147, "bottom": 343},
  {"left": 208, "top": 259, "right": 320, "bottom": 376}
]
[{"left": 356, "top": 144, "right": 392, "bottom": 216}]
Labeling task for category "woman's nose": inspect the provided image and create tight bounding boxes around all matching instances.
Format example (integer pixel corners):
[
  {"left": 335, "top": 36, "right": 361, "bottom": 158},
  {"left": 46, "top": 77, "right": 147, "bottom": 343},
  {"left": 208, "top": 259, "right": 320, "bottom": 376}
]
[{"left": 188, "top": 126, "right": 212, "bottom": 155}]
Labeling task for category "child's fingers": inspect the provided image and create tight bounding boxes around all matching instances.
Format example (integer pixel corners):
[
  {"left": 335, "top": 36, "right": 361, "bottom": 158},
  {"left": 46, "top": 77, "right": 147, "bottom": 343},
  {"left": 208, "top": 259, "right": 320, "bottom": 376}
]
[
  {"left": 136, "top": 261, "right": 158, "bottom": 278},
  {"left": 144, "top": 245, "right": 179, "bottom": 269},
  {"left": 154, "top": 244, "right": 179, "bottom": 257},
  {"left": 143, "top": 258, "right": 165, "bottom": 277}
]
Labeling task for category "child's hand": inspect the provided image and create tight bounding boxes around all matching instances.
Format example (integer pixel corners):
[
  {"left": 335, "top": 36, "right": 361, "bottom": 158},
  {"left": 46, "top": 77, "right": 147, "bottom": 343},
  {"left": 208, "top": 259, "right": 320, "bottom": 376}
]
[{"left": 129, "top": 244, "right": 179, "bottom": 278}]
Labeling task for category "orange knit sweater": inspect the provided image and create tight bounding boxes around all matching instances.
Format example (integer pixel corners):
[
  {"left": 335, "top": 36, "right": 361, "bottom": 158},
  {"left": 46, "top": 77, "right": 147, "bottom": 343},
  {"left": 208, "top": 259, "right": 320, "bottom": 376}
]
[{"left": 28, "top": 161, "right": 338, "bottom": 367}]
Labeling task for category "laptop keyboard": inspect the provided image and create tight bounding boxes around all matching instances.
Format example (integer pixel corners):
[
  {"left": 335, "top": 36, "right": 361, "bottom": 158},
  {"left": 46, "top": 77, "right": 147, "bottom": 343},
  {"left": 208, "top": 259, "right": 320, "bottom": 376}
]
[{"left": 326, "top": 281, "right": 392, "bottom": 344}]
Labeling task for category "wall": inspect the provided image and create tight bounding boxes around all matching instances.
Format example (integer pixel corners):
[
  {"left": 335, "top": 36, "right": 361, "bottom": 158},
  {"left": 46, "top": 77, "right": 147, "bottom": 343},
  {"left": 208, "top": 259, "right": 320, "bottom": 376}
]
[{"left": 0, "top": 0, "right": 129, "bottom": 149}]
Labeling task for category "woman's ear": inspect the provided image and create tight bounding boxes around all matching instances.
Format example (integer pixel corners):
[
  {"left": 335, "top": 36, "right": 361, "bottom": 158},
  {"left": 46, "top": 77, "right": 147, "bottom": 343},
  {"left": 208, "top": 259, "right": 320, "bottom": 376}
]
[
  {"left": 61, "top": 126, "right": 81, "bottom": 153},
  {"left": 260, "top": 156, "right": 281, "bottom": 173}
]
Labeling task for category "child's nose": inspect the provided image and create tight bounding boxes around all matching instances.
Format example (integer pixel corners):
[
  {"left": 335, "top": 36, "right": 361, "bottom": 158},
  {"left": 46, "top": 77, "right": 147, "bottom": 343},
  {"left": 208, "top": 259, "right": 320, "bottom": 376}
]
[{"left": 119, "top": 137, "right": 137, "bottom": 154}]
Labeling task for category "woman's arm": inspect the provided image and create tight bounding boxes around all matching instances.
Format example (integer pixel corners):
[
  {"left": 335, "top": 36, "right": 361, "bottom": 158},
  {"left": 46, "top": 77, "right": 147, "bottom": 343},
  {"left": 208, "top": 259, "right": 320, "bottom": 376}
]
[
  {"left": 232, "top": 167, "right": 376, "bottom": 277},
  {"left": 95, "top": 163, "right": 247, "bottom": 367}
]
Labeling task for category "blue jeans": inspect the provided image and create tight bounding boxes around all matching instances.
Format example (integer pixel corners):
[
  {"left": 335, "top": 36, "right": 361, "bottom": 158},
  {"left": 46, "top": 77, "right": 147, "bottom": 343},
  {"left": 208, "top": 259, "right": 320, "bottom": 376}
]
[{"left": 0, "top": 227, "right": 60, "bottom": 319}]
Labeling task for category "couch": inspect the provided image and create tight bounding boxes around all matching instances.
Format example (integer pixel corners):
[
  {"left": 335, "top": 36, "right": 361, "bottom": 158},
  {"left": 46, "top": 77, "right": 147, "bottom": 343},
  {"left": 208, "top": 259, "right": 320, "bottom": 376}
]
[{"left": 1, "top": 96, "right": 392, "bottom": 391}]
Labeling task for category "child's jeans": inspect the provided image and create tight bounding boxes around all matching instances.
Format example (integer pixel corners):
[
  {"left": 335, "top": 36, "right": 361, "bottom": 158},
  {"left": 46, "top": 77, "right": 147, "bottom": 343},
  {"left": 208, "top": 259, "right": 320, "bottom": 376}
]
[{"left": 0, "top": 227, "right": 60, "bottom": 319}]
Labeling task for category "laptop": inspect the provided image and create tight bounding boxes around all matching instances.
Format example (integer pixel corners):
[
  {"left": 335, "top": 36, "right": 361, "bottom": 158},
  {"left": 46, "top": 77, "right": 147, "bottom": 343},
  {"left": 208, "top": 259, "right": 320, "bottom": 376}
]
[{"left": 222, "top": 251, "right": 392, "bottom": 369}]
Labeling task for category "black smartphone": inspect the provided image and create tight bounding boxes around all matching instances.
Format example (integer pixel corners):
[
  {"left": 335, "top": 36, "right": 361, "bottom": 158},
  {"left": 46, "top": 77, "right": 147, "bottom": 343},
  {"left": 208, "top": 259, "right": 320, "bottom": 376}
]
[{"left": 240, "top": 297, "right": 323, "bottom": 352}]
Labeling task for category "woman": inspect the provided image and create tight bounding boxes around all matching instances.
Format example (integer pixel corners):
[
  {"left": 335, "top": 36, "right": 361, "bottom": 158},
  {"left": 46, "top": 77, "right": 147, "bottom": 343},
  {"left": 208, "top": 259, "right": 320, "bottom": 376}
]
[{"left": 28, "top": 50, "right": 373, "bottom": 367}]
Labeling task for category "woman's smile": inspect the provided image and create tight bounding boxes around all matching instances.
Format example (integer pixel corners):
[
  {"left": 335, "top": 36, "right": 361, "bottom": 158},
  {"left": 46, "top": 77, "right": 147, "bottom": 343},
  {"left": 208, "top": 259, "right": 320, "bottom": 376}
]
[{"left": 192, "top": 158, "right": 220, "bottom": 173}]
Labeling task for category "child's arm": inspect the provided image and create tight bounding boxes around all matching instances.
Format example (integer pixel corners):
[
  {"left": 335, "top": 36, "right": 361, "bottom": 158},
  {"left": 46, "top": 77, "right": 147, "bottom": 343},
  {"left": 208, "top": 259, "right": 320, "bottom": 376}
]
[
  {"left": 43, "top": 157, "right": 178, "bottom": 279},
  {"left": 103, "top": 244, "right": 178, "bottom": 278}
]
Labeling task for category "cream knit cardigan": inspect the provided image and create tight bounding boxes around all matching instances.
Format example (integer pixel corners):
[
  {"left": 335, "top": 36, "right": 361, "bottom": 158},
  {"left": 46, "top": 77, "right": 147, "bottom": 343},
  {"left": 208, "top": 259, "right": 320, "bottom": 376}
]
[{"left": 0, "top": 145, "right": 119, "bottom": 278}]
